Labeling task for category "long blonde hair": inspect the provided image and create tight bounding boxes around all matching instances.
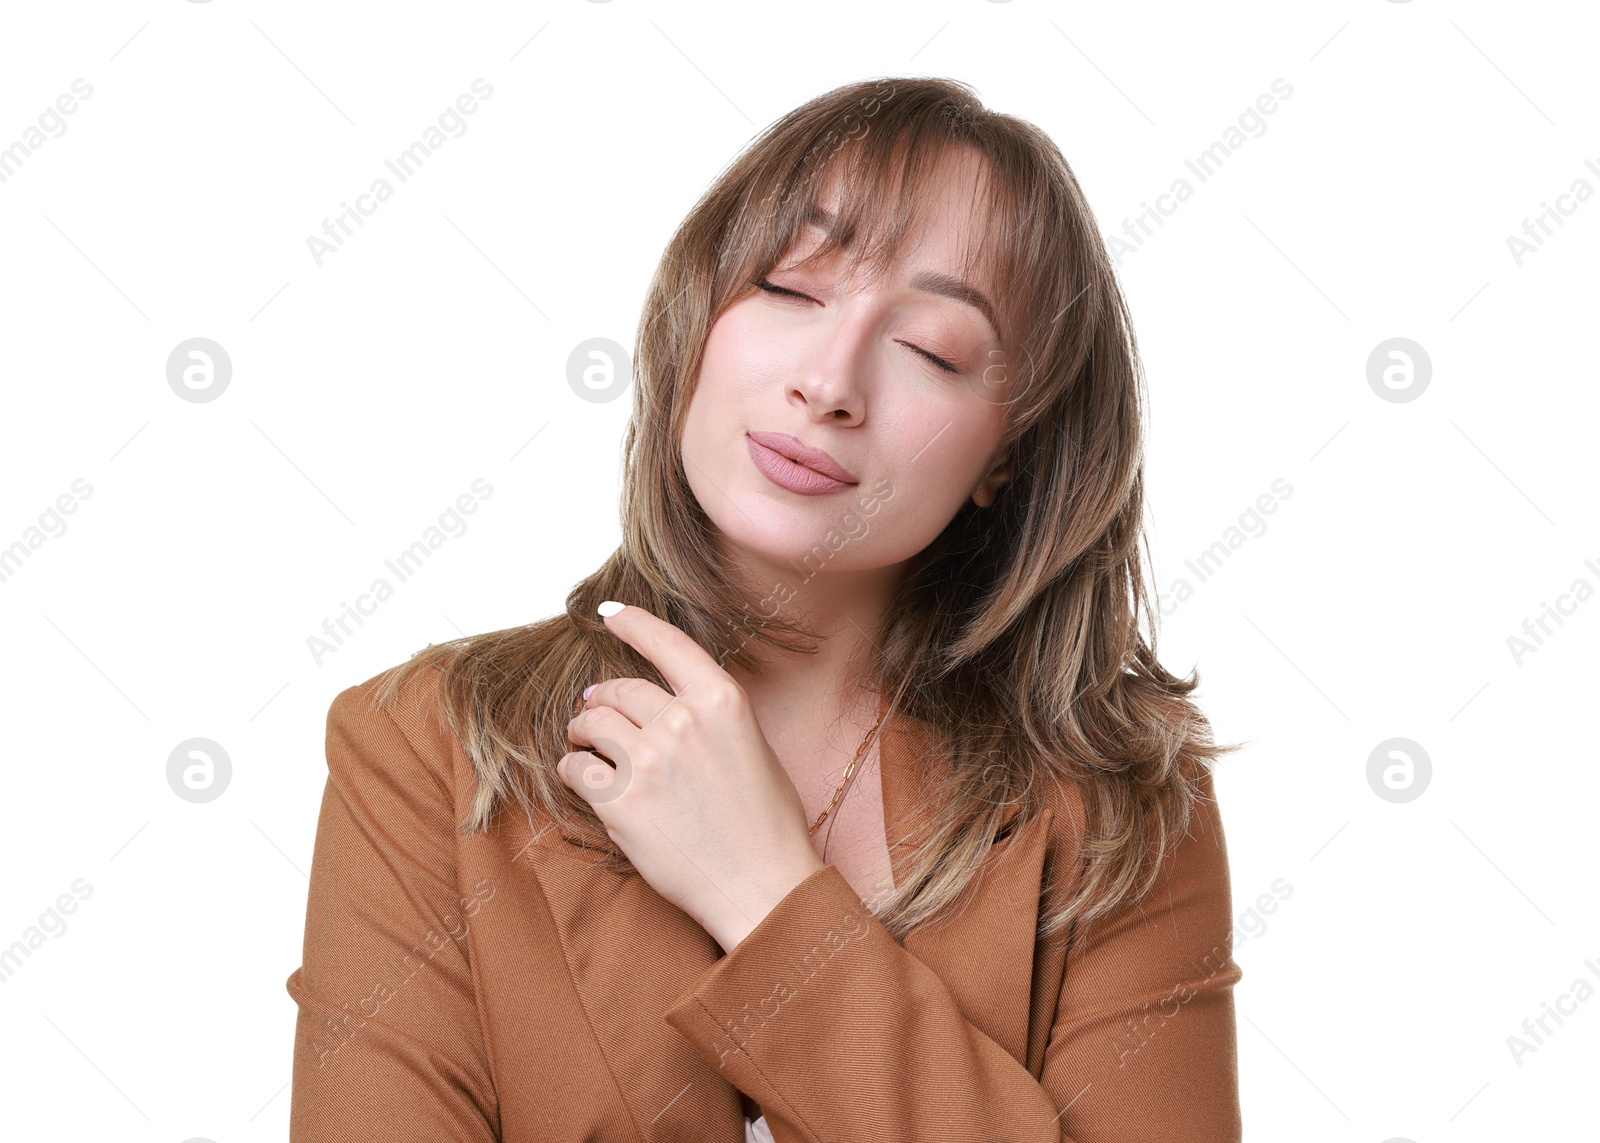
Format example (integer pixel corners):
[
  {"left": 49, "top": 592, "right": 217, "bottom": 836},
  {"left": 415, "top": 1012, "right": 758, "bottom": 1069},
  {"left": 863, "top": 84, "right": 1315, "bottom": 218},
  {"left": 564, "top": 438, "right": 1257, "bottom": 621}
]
[{"left": 371, "top": 75, "right": 1239, "bottom": 945}]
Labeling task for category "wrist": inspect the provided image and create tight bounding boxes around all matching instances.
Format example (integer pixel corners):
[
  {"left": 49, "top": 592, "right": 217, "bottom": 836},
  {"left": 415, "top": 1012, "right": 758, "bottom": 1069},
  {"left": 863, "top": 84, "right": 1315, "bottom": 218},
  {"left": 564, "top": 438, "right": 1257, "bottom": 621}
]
[{"left": 708, "top": 850, "right": 826, "bottom": 953}]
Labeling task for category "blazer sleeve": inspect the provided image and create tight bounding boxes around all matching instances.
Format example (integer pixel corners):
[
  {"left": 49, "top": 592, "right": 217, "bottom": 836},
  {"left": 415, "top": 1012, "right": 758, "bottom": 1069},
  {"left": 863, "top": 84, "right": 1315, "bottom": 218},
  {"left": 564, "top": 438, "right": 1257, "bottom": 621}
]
[
  {"left": 662, "top": 763, "right": 1243, "bottom": 1142},
  {"left": 284, "top": 679, "right": 501, "bottom": 1142}
]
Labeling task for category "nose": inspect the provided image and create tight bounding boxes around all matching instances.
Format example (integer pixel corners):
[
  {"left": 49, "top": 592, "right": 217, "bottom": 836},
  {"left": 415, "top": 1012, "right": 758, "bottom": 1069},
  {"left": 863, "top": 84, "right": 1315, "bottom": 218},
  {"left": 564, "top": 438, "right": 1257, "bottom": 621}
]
[
  {"left": 788, "top": 291, "right": 873, "bottom": 425},
  {"left": 791, "top": 375, "right": 860, "bottom": 423}
]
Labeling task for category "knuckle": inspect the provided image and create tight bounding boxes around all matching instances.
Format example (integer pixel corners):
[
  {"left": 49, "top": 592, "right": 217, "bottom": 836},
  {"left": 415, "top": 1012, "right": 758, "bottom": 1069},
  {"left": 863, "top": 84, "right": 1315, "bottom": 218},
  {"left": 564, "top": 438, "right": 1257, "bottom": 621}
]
[
  {"left": 700, "top": 680, "right": 744, "bottom": 713},
  {"left": 628, "top": 743, "right": 661, "bottom": 777},
  {"left": 657, "top": 704, "right": 695, "bottom": 737}
]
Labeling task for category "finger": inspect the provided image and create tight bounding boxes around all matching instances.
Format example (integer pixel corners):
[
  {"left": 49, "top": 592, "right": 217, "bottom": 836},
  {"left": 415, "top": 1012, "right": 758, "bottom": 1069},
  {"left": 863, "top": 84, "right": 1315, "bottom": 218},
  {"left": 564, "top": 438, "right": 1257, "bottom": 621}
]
[
  {"left": 596, "top": 602, "right": 726, "bottom": 697},
  {"left": 567, "top": 704, "right": 641, "bottom": 763},
  {"left": 558, "top": 750, "right": 626, "bottom": 805},
  {"left": 581, "top": 676, "right": 673, "bottom": 730}
]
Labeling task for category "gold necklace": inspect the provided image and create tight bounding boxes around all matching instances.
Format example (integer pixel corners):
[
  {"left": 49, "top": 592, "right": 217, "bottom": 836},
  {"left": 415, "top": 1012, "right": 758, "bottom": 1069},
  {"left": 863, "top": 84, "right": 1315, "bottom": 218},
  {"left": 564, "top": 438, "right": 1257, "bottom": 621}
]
[{"left": 807, "top": 707, "right": 887, "bottom": 835}]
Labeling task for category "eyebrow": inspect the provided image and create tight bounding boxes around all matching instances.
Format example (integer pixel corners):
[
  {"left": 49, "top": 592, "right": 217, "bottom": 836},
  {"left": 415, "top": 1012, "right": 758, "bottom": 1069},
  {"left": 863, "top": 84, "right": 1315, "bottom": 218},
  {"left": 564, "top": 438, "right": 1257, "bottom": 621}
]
[
  {"left": 908, "top": 269, "right": 1000, "bottom": 341},
  {"left": 800, "top": 203, "right": 1000, "bottom": 340}
]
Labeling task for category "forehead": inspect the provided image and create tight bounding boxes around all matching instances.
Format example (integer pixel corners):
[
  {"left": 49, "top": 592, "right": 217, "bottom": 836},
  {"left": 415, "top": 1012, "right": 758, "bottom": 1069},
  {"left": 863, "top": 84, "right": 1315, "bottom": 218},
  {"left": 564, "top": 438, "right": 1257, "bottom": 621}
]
[
  {"left": 806, "top": 145, "right": 995, "bottom": 265},
  {"left": 791, "top": 147, "right": 1002, "bottom": 333}
]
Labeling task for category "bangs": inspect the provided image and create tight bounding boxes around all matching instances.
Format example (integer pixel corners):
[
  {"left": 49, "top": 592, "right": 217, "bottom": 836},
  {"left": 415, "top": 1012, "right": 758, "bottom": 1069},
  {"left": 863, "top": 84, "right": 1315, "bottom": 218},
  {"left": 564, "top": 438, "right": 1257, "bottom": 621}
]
[
  {"left": 724, "top": 109, "right": 1025, "bottom": 348},
  {"left": 692, "top": 79, "right": 1100, "bottom": 433}
]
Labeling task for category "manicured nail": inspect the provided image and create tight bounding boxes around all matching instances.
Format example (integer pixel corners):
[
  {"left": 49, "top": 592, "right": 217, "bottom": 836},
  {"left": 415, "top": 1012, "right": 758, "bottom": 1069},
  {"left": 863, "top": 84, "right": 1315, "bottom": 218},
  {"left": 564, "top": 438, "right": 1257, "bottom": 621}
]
[
  {"left": 582, "top": 684, "right": 598, "bottom": 700},
  {"left": 597, "top": 600, "right": 625, "bottom": 617}
]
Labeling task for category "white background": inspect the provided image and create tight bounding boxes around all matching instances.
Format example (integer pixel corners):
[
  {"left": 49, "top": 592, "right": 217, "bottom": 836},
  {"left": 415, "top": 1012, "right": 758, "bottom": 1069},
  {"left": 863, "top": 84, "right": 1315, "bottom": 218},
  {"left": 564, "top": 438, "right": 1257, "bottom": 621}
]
[{"left": 0, "top": 1, "right": 1595, "bottom": 1138}]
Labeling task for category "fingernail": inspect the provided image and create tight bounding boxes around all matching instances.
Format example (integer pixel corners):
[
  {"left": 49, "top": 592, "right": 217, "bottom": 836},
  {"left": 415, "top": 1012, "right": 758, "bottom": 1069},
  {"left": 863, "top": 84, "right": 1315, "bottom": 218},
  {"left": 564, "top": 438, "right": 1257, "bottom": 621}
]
[
  {"left": 597, "top": 600, "right": 625, "bottom": 617},
  {"left": 582, "top": 684, "right": 598, "bottom": 700}
]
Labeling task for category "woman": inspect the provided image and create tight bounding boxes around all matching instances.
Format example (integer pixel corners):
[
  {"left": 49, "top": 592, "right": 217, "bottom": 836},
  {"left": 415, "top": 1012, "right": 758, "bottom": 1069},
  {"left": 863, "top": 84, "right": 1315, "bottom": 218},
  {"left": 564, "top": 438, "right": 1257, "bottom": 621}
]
[{"left": 286, "top": 76, "right": 1245, "bottom": 1142}]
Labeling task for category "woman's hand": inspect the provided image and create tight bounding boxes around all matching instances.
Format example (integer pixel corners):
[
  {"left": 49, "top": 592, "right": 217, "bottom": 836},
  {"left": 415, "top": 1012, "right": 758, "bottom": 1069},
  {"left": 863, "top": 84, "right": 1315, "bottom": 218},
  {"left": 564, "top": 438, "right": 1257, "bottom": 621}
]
[{"left": 559, "top": 602, "right": 825, "bottom": 952}]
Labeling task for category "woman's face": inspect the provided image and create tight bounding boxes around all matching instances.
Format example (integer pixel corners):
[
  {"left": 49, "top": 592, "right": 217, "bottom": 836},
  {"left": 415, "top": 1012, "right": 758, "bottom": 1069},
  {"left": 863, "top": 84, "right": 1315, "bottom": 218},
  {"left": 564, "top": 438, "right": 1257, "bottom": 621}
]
[{"left": 680, "top": 146, "right": 1014, "bottom": 593}]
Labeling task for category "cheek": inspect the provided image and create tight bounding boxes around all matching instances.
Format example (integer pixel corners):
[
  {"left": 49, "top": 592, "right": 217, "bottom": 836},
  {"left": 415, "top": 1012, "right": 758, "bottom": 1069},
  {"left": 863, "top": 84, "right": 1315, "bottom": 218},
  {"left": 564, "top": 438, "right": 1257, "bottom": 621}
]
[
  {"left": 868, "top": 406, "right": 1002, "bottom": 542},
  {"left": 724, "top": 312, "right": 797, "bottom": 391},
  {"left": 896, "top": 394, "right": 1003, "bottom": 486},
  {"left": 684, "top": 320, "right": 747, "bottom": 437},
  {"left": 681, "top": 311, "right": 774, "bottom": 503},
  {"left": 695, "top": 315, "right": 738, "bottom": 392},
  {"left": 695, "top": 308, "right": 781, "bottom": 406}
]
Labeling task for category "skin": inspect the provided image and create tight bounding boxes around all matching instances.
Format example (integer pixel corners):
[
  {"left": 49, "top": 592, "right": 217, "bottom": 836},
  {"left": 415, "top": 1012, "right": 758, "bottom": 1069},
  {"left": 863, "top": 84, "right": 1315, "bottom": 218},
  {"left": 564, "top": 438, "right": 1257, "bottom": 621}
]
[
  {"left": 561, "top": 145, "right": 1015, "bottom": 959},
  {"left": 681, "top": 143, "right": 1014, "bottom": 750}
]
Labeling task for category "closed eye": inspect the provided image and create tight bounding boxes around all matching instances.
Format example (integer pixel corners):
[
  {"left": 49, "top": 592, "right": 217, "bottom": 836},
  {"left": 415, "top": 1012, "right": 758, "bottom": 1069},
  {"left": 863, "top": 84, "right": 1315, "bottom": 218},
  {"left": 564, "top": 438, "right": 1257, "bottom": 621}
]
[
  {"left": 751, "top": 278, "right": 961, "bottom": 375},
  {"left": 753, "top": 278, "right": 809, "bottom": 302}
]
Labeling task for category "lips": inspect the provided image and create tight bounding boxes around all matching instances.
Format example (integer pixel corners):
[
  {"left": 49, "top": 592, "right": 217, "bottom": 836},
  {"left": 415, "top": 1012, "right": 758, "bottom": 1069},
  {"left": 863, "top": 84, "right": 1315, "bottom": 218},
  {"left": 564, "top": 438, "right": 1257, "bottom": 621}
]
[{"left": 744, "top": 431, "right": 857, "bottom": 483}]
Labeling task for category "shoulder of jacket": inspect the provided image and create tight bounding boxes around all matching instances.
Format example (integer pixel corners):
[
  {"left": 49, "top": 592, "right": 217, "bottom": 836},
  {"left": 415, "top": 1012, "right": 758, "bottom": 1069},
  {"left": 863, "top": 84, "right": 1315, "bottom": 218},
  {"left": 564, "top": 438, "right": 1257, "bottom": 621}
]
[
  {"left": 1030, "top": 753, "right": 1228, "bottom": 893},
  {"left": 326, "top": 661, "right": 458, "bottom": 782}
]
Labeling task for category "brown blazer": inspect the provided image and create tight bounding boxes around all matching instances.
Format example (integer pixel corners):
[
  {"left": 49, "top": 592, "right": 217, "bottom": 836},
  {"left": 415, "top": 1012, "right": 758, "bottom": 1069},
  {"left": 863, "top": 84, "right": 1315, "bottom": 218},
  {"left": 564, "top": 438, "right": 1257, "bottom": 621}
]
[{"left": 285, "top": 664, "right": 1243, "bottom": 1141}]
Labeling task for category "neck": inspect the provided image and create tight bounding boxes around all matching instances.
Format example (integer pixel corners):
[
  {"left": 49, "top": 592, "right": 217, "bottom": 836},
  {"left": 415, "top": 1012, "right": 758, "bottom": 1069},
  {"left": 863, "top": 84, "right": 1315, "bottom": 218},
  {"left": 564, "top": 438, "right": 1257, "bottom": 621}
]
[
  {"left": 718, "top": 551, "right": 897, "bottom": 740},
  {"left": 727, "top": 607, "right": 880, "bottom": 733}
]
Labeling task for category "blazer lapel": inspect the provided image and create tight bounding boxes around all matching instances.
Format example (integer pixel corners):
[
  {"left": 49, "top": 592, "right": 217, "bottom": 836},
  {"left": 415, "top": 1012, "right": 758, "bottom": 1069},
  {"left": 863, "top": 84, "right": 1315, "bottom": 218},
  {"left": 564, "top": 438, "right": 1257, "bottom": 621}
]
[
  {"left": 513, "top": 817, "right": 742, "bottom": 1138},
  {"left": 510, "top": 699, "right": 1054, "bottom": 1138},
  {"left": 876, "top": 704, "right": 1055, "bottom": 1069}
]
